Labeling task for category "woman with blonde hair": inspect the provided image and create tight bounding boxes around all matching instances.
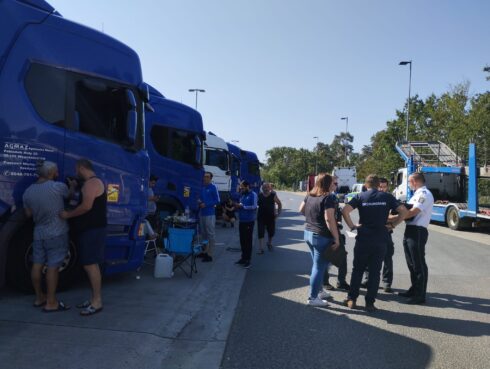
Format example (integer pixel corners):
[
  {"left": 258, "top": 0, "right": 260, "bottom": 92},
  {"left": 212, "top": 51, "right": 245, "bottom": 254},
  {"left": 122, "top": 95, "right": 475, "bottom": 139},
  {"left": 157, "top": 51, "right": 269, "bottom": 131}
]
[{"left": 299, "top": 173, "right": 340, "bottom": 306}]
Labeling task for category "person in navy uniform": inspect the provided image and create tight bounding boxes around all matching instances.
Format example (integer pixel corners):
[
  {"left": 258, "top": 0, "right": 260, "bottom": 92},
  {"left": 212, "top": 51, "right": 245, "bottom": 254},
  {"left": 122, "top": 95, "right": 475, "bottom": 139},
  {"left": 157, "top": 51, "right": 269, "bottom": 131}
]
[
  {"left": 234, "top": 180, "right": 258, "bottom": 269},
  {"left": 360, "top": 177, "right": 396, "bottom": 292},
  {"left": 342, "top": 174, "right": 408, "bottom": 312},
  {"left": 198, "top": 172, "right": 220, "bottom": 262},
  {"left": 398, "top": 173, "right": 434, "bottom": 304}
]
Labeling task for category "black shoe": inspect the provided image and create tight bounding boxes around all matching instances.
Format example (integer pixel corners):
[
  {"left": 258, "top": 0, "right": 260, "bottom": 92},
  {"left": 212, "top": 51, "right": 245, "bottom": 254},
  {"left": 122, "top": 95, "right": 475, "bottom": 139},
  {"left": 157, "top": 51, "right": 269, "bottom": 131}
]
[
  {"left": 222, "top": 223, "right": 227, "bottom": 228},
  {"left": 324, "top": 283, "right": 335, "bottom": 291},
  {"left": 365, "top": 303, "right": 378, "bottom": 313},
  {"left": 202, "top": 255, "right": 213, "bottom": 262},
  {"left": 242, "top": 261, "right": 251, "bottom": 269},
  {"left": 196, "top": 253, "right": 206, "bottom": 259},
  {"left": 231, "top": 222, "right": 235, "bottom": 228},
  {"left": 405, "top": 297, "right": 426, "bottom": 305},
  {"left": 384, "top": 286, "right": 393, "bottom": 293},
  {"left": 235, "top": 259, "right": 245, "bottom": 265},
  {"left": 336, "top": 282, "right": 350, "bottom": 291},
  {"left": 398, "top": 290, "right": 414, "bottom": 298},
  {"left": 360, "top": 282, "right": 368, "bottom": 289}
]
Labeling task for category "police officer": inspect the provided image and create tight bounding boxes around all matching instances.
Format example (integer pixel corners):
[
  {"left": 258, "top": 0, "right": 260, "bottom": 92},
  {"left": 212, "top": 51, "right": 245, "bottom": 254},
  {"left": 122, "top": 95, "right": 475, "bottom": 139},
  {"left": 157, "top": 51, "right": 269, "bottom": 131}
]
[
  {"left": 360, "top": 177, "right": 396, "bottom": 292},
  {"left": 323, "top": 176, "right": 350, "bottom": 291},
  {"left": 342, "top": 174, "right": 408, "bottom": 312},
  {"left": 398, "top": 172, "right": 434, "bottom": 304}
]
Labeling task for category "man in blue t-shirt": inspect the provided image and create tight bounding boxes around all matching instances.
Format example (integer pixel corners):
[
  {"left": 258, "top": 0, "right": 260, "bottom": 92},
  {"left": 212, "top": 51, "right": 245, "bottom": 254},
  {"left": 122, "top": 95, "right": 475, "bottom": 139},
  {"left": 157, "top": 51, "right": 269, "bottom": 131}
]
[
  {"left": 198, "top": 172, "right": 220, "bottom": 262},
  {"left": 342, "top": 174, "right": 407, "bottom": 312}
]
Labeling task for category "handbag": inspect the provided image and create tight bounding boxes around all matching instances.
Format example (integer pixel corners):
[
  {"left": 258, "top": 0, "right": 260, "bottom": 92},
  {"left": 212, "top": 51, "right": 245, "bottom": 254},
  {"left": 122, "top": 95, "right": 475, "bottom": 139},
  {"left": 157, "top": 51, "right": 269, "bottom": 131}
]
[{"left": 323, "top": 234, "right": 347, "bottom": 267}]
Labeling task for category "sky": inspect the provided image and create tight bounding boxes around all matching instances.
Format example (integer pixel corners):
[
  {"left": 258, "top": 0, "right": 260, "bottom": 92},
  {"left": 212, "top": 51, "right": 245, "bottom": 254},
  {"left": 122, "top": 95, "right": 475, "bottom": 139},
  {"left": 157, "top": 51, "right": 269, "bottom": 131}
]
[{"left": 48, "top": 0, "right": 490, "bottom": 162}]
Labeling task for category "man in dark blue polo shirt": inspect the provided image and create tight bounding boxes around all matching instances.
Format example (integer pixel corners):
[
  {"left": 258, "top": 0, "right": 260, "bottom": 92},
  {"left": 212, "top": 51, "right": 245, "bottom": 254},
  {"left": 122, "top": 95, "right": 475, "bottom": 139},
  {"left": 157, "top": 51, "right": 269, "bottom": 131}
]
[{"left": 342, "top": 174, "right": 408, "bottom": 312}]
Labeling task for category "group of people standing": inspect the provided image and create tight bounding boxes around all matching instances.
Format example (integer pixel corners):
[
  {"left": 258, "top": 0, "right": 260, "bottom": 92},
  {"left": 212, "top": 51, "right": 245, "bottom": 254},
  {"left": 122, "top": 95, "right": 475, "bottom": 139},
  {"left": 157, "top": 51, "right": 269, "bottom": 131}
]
[
  {"left": 301, "top": 172, "right": 434, "bottom": 312},
  {"left": 197, "top": 172, "right": 282, "bottom": 269},
  {"left": 24, "top": 159, "right": 107, "bottom": 316}
]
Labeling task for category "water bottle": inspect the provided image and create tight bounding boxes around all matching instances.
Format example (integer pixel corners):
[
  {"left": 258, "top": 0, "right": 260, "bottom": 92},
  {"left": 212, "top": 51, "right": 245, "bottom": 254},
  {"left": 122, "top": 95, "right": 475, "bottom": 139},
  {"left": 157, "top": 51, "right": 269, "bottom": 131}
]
[{"left": 184, "top": 206, "right": 190, "bottom": 220}]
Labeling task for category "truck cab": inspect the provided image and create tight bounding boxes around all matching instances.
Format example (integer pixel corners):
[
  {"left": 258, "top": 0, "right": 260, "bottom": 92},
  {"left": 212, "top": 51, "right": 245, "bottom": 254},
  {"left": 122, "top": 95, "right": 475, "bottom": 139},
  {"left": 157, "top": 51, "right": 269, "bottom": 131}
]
[
  {"left": 226, "top": 142, "right": 242, "bottom": 201},
  {"left": 145, "top": 86, "right": 204, "bottom": 218},
  {"left": 332, "top": 166, "right": 357, "bottom": 195},
  {"left": 240, "top": 150, "right": 261, "bottom": 195},
  {"left": 203, "top": 132, "right": 231, "bottom": 200},
  {"left": 0, "top": 0, "right": 149, "bottom": 290}
]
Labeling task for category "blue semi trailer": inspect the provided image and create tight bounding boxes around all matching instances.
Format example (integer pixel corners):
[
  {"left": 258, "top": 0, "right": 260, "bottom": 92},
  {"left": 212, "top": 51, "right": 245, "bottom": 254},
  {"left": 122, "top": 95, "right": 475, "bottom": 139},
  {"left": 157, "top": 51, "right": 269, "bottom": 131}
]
[
  {"left": 145, "top": 86, "right": 204, "bottom": 218},
  {"left": 0, "top": 0, "right": 150, "bottom": 290}
]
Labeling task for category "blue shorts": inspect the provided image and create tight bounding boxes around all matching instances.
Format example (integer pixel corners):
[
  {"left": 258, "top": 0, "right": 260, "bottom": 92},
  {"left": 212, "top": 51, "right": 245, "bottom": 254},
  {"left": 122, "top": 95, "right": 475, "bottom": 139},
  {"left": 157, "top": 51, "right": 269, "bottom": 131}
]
[
  {"left": 78, "top": 227, "right": 106, "bottom": 265},
  {"left": 32, "top": 233, "right": 69, "bottom": 268}
]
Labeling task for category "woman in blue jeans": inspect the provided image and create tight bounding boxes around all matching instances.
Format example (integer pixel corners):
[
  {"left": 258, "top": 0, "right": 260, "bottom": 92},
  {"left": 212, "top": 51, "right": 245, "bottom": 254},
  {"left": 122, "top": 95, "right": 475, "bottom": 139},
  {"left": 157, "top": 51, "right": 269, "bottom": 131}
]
[{"left": 299, "top": 173, "right": 340, "bottom": 307}]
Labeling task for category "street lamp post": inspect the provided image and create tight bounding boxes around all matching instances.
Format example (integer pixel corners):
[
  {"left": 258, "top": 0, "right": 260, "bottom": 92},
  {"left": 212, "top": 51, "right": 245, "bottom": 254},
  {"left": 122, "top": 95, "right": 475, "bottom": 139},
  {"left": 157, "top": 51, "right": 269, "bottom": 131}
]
[
  {"left": 313, "top": 136, "right": 319, "bottom": 175},
  {"left": 399, "top": 60, "right": 412, "bottom": 142},
  {"left": 188, "top": 88, "right": 205, "bottom": 110},
  {"left": 341, "top": 117, "right": 349, "bottom": 166}
]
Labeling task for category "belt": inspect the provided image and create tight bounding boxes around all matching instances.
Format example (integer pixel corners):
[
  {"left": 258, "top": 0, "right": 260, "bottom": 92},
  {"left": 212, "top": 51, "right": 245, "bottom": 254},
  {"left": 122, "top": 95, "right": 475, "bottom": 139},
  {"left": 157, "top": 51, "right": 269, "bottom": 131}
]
[{"left": 406, "top": 224, "right": 427, "bottom": 229}]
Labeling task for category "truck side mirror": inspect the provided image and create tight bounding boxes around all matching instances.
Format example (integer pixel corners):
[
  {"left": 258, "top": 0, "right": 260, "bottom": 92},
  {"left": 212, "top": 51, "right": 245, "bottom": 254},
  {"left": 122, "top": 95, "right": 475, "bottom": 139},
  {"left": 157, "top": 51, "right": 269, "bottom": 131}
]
[
  {"left": 194, "top": 135, "right": 202, "bottom": 165},
  {"left": 138, "top": 82, "right": 150, "bottom": 103},
  {"left": 126, "top": 90, "right": 137, "bottom": 145}
]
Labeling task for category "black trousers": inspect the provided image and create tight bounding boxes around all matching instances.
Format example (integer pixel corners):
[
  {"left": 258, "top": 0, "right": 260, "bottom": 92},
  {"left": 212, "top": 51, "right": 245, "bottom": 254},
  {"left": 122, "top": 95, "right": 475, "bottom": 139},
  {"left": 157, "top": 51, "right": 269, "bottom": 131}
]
[
  {"left": 362, "top": 234, "right": 394, "bottom": 286},
  {"left": 239, "top": 221, "right": 255, "bottom": 262},
  {"left": 348, "top": 237, "right": 387, "bottom": 304},
  {"left": 403, "top": 225, "right": 429, "bottom": 299}
]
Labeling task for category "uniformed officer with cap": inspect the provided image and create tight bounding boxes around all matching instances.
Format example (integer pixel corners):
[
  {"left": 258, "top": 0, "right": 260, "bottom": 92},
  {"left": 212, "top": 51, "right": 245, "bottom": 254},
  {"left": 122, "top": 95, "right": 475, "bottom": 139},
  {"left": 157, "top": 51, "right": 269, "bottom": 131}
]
[
  {"left": 398, "top": 172, "right": 434, "bottom": 304},
  {"left": 342, "top": 174, "right": 408, "bottom": 312}
]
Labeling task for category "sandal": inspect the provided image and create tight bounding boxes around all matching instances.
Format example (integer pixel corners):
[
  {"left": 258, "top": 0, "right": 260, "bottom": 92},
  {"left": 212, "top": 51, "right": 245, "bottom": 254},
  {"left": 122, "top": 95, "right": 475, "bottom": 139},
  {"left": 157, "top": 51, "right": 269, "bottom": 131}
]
[
  {"left": 267, "top": 243, "right": 273, "bottom": 251},
  {"left": 42, "top": 301, "right": 70, "bottom": 313},
  {"left": 80, "top": 304, "right": 103, "bottom": 316},
  {"left": 76, "top": 300, "right": 91, "bottom": 309}
]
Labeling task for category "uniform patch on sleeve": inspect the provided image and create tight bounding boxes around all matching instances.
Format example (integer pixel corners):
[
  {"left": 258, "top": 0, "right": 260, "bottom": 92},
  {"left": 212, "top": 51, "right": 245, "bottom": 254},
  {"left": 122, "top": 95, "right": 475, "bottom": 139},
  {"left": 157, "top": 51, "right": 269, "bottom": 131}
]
[{"left": 418, "top": 197, "right": 425, "bottom": 204}]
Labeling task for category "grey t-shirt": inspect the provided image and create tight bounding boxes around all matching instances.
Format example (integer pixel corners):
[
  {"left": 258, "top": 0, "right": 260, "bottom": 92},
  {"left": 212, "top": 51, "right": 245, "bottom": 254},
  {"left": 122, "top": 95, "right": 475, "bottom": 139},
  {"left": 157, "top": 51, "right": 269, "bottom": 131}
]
[{"left": 23, "top": 180, "right": 69, "bottom": 240}]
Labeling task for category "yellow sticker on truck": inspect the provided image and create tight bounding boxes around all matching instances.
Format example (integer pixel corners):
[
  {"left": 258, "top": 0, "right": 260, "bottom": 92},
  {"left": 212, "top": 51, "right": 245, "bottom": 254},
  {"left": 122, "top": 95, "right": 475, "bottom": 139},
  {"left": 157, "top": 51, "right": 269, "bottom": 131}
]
[
  {"left": 183, "top": 186, "right": 191, "bottom": 198},
  {"left": 107, "top": 184, "right": 120, "bottom": 203}
]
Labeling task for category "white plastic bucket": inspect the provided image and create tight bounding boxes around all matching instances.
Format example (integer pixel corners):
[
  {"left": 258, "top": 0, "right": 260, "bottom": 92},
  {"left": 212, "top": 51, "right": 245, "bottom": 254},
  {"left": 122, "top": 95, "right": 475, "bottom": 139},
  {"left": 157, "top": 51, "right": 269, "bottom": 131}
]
[{"left": 154, "top": 253, "right": 173, "bottom": 278}]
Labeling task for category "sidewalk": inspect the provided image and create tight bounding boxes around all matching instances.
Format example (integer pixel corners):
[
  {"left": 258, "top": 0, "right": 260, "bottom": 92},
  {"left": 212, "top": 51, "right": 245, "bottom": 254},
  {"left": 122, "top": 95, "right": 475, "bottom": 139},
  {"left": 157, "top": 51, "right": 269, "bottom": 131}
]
[{"left": 0, "top": 226, "right": 246, "bottom": 369}]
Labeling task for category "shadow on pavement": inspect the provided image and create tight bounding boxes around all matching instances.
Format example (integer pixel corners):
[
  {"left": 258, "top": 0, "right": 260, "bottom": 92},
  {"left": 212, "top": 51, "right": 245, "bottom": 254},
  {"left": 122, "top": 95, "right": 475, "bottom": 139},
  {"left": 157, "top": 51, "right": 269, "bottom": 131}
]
[{"left": 222, "top": 213, "right": 433, "bottom": 369}]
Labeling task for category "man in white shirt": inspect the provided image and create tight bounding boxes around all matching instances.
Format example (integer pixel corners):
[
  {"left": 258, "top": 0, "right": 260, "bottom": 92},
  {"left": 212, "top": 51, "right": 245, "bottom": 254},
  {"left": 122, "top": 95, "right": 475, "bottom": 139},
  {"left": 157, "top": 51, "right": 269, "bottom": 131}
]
[{"left": 399, "top": 173, "right": 434, "bottom": 305}]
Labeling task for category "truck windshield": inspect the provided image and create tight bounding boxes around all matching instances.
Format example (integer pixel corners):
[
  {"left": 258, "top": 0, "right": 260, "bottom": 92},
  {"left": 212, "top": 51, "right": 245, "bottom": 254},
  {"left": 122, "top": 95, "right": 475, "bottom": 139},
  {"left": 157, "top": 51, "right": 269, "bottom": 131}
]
[
  {"left": 205, "top": 149, "right": 228, "bottom": 171},
  {"left": 248, "top": 162, "right": 260, "bottom": 176}
]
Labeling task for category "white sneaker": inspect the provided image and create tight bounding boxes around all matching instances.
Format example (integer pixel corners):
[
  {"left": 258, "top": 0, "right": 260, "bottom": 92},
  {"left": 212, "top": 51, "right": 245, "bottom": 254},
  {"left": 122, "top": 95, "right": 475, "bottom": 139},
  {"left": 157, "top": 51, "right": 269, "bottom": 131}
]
[
  {"left": 307, "top": 297, "right": 328, "bottom": 307},
  {"left": 318, "top": 289, "right": 331, "bottom": 300}
]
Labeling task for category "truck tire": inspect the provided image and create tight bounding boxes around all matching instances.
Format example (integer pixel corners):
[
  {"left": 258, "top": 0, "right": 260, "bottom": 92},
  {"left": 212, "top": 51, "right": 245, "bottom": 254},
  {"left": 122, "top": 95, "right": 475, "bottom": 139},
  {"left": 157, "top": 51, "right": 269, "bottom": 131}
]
[
  {"left": 6, "top": 222, "right": 80, "bottom": 293},
  {"left": 446, "top": 206, "right": 471, "bottom": 231}
]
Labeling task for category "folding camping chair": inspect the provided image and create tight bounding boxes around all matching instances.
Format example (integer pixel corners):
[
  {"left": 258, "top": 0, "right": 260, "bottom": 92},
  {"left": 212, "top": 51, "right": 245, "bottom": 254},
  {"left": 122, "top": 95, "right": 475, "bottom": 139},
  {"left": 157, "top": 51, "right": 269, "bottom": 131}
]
[{"left": 165, "top": 227, "right": 202, "bottom": 278}]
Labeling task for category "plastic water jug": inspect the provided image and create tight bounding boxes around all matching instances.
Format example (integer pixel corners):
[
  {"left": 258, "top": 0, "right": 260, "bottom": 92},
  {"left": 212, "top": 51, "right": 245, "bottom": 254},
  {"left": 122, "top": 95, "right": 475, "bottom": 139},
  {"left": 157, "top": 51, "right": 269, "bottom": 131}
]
[{"left": 154, "top": 254, "right": 173, "bottom": 278}]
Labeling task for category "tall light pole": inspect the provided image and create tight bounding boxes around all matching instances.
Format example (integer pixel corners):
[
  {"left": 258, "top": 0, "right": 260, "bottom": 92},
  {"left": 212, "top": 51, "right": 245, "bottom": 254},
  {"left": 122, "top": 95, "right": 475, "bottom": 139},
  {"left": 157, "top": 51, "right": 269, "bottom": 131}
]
[
  {"left": 188, "top": 88, "right": 205, "bottom": 110},
  {"left": 399, "top": 60, "right": 412, "bottom": 142},
  {"left": 231, "top": 140, "right": 239, "bottom": 144},
  {"left": 313, "top": 136, "right": 319, "bottom": 175},
  {"left": 341, "top": 117, "right": 349, "bottom": 166}
]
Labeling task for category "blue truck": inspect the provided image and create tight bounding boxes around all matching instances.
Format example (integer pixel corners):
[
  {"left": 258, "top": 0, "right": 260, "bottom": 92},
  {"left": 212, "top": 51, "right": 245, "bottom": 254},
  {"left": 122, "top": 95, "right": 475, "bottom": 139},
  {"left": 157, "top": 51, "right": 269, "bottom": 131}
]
[
  {"left": 393, "top": 141, "right": 490, "bottom": 230},
  {"left": 145, "top": 85, "right": 204, "bottom": 218},
  {"left": 0, "top": 0, "right": 150, "bottom": 290},
  {"left": 240, "top": 150, "right": 262, "bottom": 195},
  {"left": 226, "top": 142, "right": 242, "bottom": 201}
]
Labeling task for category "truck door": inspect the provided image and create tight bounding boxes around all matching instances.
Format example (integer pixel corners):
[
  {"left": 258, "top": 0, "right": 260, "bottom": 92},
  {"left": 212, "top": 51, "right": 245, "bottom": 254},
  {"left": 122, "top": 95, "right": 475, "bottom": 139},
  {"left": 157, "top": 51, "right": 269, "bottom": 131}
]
[{"left": 62, "top": 72, "right": 146, "bottom": 263}]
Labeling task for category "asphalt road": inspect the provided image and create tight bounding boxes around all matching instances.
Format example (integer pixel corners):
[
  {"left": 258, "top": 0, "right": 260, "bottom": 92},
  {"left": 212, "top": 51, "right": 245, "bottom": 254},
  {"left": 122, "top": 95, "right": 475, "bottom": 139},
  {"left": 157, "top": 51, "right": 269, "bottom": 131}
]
[{"left": 221, "top": 191, "right": 490, "bottom": 369}]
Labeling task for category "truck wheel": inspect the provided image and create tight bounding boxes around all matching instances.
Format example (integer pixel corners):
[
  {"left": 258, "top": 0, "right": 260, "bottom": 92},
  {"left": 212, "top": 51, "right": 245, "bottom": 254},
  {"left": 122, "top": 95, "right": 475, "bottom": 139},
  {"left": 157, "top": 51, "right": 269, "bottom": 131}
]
[
  {"left": 446, "top": 207, "right": 470, "bottom": 230},
  {"left": 6, "top": 223, "right": 80, "bottom": 293}
]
